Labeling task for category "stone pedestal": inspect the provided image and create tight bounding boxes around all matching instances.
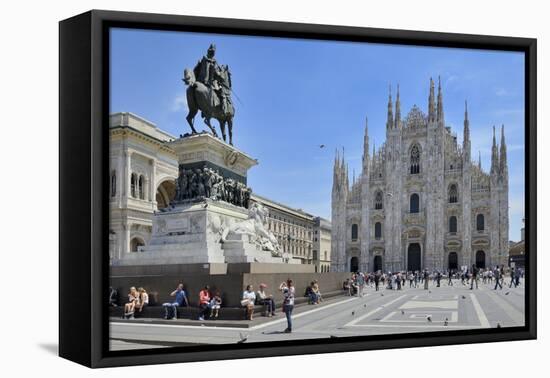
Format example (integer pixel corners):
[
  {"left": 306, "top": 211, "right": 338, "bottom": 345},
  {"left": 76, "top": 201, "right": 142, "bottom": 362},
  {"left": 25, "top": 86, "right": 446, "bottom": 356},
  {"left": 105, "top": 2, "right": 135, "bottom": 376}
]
[
  {"left": 168, "top": 132, "right": 257, "bottom": 185},
  {"left": 114, "top": 133, "right": 291, "bottom": 266},
  {"left": 222, "top": 234, "right": 292, "bottom": 264}
]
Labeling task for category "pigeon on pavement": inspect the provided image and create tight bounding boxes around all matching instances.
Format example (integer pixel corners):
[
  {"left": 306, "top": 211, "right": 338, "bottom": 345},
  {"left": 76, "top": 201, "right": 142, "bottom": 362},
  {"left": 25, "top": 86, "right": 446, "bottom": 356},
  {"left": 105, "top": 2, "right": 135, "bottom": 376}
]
[{"left": 237, "top": 332, "right": 248, "bottom": 343}]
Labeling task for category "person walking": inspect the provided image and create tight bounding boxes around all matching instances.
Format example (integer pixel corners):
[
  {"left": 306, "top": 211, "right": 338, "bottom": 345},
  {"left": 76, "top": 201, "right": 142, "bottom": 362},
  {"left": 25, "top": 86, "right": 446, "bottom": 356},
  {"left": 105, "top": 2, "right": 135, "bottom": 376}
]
[
  {"left": 494, "top": 266, "right": 503, "bottom": 290},
  {"left": 356, "top": 272, "right": 366, "bottom": 297},
  {"left": 447, "top": 270, "right": 454, "bottom": 286},
  {"left": 423, "top": 270, "right": 429, "bottom": 290},
  {"left": 280, "top": 279, "right": 295, "bottom": 333},
  {"left": 470, "top": 265, "right": 479, "bottom": 290},
  {"left": 374, "top": 271, "right": 381, "bottom": 291},
  {"left": 509, "top": 267, "right": 516, "bottom": 288}
]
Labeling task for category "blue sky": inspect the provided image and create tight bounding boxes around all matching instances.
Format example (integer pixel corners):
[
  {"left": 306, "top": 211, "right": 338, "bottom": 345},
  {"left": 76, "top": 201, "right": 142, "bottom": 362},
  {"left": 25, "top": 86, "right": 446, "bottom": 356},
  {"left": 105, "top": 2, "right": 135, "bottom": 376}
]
[{"left": 110, "top": 28, "right": 525, "bottom": 241}]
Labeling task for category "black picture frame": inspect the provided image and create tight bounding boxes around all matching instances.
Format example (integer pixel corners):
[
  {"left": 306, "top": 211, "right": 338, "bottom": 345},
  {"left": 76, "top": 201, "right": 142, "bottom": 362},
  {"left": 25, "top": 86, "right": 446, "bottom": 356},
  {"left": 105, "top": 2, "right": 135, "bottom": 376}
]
[{"left": 59, "top": 9, "right": 537, "bottom": 368}]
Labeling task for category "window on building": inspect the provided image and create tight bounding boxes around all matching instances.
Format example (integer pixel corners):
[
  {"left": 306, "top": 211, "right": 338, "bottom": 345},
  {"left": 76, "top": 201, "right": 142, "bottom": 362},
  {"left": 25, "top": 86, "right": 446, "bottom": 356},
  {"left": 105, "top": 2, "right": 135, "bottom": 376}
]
[
  {"left": 110, "top": 170, "right": 116, "bottom": 197},
  {"left": 449, "top": 184, "right": 458, "bottom": 203},
  {"left": 138, "top": 175, "right": 145, "bottom": 199},
  {"left": 374, "top": 222, "right": 382, "bottom": 239},
  {"left": 449, "top": 216, "right": 457, "bottom": 233},
  {"left": 410, "top": 193, "right": 420, "bottom": 213},
  {"left": 375, "top": 191, "right": 383, "bottom": 210},
  {"left": 324, "top": 251, "right": 327, "bottom": 261},
  {"left": 476, "top": 214, "right": 485, "bottom": 231},
  {"left": 410, "top": 144, "right": 421, "bottom": 174},
  {"left": 130, "top": 173, "right": 137, "bottom": 198},
  {"left": 351, "top": 224, "right": 358, "bottom": 241}
]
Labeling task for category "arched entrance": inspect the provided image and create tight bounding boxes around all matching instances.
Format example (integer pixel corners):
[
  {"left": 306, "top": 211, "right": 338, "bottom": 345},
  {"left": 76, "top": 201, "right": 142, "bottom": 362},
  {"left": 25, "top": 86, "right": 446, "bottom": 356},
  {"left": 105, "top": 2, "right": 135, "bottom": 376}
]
[
  {"left": 448, "top": 252, "right": 458, "bottom": 271},
  {"left": 475, "top": 250, "right": 486, "bottom": 269},
  {"left": 373, "top": 255, "right": 383, "bottom": 272},
  {"left": 407, "top": 243, "right": 421, "bottom": 271},
  {"left": 350, "top": 256, "right": 359, "bottom": 272},
  {"left": 130, "top": 237, "right": 145, "bottom": 252},
  {"left": 156, "top": 180, "right": 176, "bottom": 210}
]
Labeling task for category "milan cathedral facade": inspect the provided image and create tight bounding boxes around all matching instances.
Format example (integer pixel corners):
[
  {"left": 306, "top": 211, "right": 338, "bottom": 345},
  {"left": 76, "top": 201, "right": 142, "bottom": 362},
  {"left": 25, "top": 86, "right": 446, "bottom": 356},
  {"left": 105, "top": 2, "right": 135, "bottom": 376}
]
[{"left": 331, "top": 78, "right": 509, "bottom": 273}]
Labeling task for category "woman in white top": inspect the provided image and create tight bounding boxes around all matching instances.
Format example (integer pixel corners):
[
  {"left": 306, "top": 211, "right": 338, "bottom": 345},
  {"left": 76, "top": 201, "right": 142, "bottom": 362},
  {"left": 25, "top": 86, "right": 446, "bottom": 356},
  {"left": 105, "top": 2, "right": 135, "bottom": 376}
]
[
  {"left": 242, "top": 285, "right": 256, "bottom": 320},
  {"left": 134, "top": 287, "right": 149, "bottom": 316}
]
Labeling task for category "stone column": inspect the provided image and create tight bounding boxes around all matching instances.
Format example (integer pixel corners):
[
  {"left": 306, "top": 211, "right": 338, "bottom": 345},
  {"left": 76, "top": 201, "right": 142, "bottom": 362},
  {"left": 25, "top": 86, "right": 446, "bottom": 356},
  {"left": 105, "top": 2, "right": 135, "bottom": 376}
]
[
  {"left": 150, "top": 159, "right": 156, "bottom": 203},
  {"left": 124, "top": 150, "right": 132, "bottom": 200}
]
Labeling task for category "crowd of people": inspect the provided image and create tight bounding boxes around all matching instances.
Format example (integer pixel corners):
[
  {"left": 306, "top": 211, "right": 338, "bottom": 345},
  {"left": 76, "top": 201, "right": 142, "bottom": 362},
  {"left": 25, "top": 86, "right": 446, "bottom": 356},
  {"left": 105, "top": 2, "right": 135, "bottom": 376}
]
[
  {"left": 342, "top": 265, "right": 525, "bottom": 295},
  {"left": 112, "top": 265, "right": 523, "bottom": 329}
]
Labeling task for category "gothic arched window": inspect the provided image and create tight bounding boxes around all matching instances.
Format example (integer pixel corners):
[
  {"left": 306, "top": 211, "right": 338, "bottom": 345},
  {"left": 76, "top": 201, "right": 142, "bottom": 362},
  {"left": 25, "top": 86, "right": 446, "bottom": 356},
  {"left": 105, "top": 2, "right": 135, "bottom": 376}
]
[
  {"left": 410, "top": 144, "right": 421, "bottom": 174},
  {"left": 375, "top": 191, "right": 383, "bottom": 210},
  {"left": 130, "top": 173, "right": 137, "bottom": 198},
  {"left": 410, "top": 193, "right": 420, "bottom": 213},
  {"left": 476, "top": 214, "right": 485, "bottom": 231},
  {"left": 110, "top": 170, "right": 116, "bottom": 197},
  {"left": 374, "top": 222, "right": 382, "bottom": 239},
  {"left": 351, "top": 224, "right": 358, "bottom": 241},
  {"left": 449, "top": 216, "right": 457, "bottom": 233},
  {"left": 449, "top": 184, "right": 458, "bottom": 203}
]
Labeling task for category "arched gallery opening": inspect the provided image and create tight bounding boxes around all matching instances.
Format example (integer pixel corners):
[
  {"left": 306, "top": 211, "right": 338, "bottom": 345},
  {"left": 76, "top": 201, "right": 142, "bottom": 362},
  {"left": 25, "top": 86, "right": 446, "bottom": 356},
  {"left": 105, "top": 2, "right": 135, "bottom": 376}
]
[
  {"left": 156, "top": 180, "right": 176, "bottom": 210},
  {"left": 130, "top": 237, "right": 145, "bottom": 252}
]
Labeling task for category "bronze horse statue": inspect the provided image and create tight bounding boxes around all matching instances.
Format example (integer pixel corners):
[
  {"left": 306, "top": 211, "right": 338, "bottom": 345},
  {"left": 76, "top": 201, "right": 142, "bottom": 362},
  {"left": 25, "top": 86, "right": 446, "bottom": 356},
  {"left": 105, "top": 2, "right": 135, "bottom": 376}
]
[{"left": 182, "top": 67, "right": 234, "bottom": 145}]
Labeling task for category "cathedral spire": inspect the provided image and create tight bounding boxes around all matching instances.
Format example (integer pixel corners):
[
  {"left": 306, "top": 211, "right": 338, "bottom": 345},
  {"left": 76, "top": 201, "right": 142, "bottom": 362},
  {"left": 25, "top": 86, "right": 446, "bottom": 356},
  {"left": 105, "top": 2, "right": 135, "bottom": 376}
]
[
  {"left": 463, "top": 100, "right": 471, "bottom": 162},
  {"left": 386, "top": 85, "right": 394, "bottom": 130},
  {"left": 491, "top": 125, "right": 499, "bottom": 176},
  {"left": 463, "top": 100, "right": 470, "bottom": 140},
  {"left": 500, "top": 124, "right": 508, "bottom": 180},
  {"left": 428, "top": 77, "right": 436, "bottom": 122},
  {"left": 362, "top": 116, "right": 370, "bottom": 171},
  {"left": 394, "top": 84, "right": 401, "bottom": 128},
  {"left": 437, "top": 76, "right": 444, "bottom": 124}
]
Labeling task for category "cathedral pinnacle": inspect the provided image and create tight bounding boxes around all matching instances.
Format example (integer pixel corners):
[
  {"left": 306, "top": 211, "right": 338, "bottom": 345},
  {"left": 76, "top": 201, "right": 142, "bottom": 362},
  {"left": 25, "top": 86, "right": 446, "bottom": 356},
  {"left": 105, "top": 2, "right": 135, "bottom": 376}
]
[
  {"left": 437, "top": 76, "right": 444, "bottom": 124},
  {"left": 500, "top": 124, "right": 508, "bottom": 179},
  {"left": 386, "top": 85, "right": 394, "bottom": 130},
  {"left": 491, "top": 125, "right": 499, "bottom": 176},
  {"left": 395, "top": 84, "right": 401, "bottom": 128},
  {"left": 428, "top": 77, "right": 436, "bottom": 122}
]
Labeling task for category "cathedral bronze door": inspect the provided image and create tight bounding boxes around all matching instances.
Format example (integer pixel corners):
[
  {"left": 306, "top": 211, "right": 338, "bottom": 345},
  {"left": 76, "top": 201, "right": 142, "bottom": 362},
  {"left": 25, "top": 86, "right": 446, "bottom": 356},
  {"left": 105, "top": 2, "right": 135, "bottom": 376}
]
[
  {"left": 448, "top": 252, "right": 458, "bottom": 271},
  {"left": 350, "top": 256, "right": 359, "bottom": 272},
  {"left": 373, "top": 255, "right": 382, "bottom": 272},
  {"left": 475, "top": 250, "right": 486, "bottom": 269},
  {"left": 407, "top": 243, "right": 421, "bottom": 271}
]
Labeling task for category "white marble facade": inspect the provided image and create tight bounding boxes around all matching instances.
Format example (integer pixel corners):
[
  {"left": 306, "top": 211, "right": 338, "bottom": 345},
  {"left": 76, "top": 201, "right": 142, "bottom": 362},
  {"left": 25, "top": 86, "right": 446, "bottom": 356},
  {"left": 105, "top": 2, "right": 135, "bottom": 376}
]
[
  {"left": 109, "top": 112, "right": 178, "bottom": 264},
  {"left": 331, "top": 79, "right": 509, "bottom": 273}
]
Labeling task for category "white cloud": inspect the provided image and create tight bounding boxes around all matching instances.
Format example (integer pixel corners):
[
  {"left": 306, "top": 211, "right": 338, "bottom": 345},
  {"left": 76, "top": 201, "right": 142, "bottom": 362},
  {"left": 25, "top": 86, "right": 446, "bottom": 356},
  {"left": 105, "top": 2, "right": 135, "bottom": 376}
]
[{"left": 171, "top": 93, "right": 188, "bottom": 112}]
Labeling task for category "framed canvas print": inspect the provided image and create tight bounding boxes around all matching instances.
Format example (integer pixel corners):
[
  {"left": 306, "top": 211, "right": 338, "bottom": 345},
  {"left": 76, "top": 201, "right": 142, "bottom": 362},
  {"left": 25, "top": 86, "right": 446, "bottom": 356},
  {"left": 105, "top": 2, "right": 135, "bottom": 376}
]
[{"left": 59, "top": 10, "right": 536, "bottom": 368}]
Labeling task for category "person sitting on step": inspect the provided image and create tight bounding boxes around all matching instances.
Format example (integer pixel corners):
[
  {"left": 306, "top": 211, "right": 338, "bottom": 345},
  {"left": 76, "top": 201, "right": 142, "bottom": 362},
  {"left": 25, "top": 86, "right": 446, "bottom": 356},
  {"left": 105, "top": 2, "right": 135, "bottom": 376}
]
[
  {"left": 241, "top": 284, "right": 256, "bottom": 320},
  {"left": 256, "top": 283, "right": 276, "bottom": 317},
  {"left": 123, "top": 286, "right": 138, "bottom": 319}
]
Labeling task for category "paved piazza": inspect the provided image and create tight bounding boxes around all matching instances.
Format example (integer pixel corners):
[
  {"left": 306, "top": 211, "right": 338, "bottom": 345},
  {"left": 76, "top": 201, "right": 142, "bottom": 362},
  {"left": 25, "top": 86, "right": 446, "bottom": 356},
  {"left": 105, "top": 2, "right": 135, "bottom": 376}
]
[{"left": 110, "top": 280, "right": 525, "bottom": 350}]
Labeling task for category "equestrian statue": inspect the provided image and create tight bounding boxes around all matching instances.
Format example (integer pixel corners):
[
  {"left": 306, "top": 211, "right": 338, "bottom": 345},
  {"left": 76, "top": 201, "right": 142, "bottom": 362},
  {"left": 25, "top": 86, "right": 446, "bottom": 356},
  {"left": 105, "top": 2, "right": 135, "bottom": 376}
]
[{"left": 182, "top": 44, "right": 235, "bottom": 145}]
